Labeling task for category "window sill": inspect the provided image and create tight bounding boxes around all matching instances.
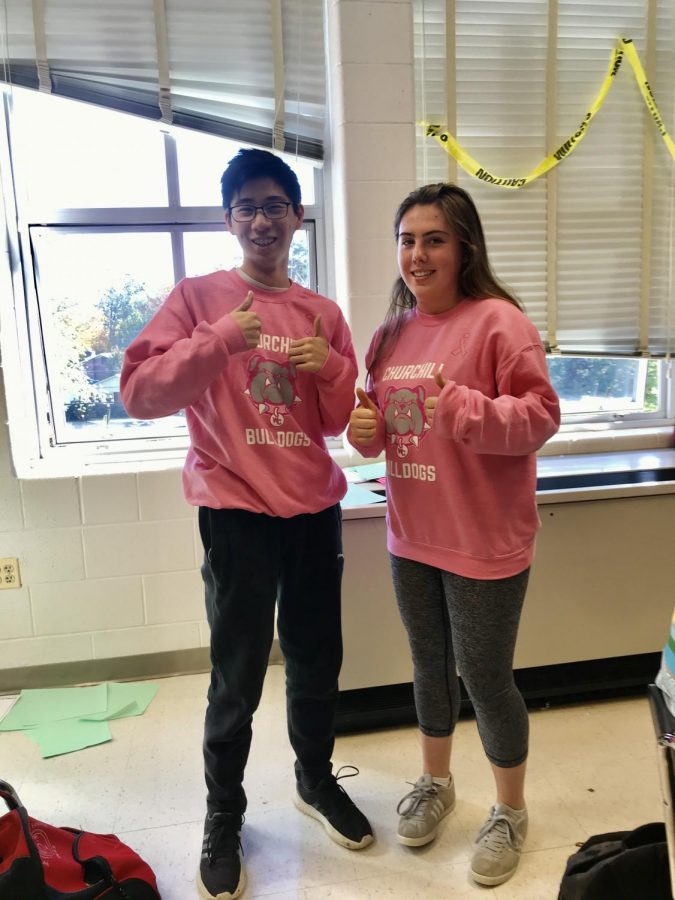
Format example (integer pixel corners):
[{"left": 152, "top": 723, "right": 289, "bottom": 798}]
[
  {"left": 338, "top": 424, "right": 675, "bottom": 471},
  {"left": 340, "top": 427, "right": 675, "bottom": 518},
  {"left": 11, "top": 445, "right": 189, "bottom": 480},
  {"left": 10, "top": 424, "right": 674, "bottom": 481},
  {"left": 537, "top": 424, "right": 675, "bottom": 457}
]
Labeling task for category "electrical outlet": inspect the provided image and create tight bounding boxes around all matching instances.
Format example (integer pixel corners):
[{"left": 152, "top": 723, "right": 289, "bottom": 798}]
[{"left": 0, "top": 558, "right": 21, "bottom": 590}]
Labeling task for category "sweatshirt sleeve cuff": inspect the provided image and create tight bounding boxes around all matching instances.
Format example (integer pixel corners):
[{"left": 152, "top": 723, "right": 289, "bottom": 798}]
[{"left": 210, "top": 314, "right": 250, "bottom": 356}]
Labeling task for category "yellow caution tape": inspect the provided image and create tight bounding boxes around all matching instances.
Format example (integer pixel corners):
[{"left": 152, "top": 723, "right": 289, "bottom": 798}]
[
  {"left": 420, "top": 38, "right": 675, "bottom": 189},
  {"left": 622, "top": 39, "right": 675, "bottom": 158}
]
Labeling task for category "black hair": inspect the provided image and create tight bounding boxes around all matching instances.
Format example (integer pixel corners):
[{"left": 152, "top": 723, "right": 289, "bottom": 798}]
[{"left": 220, "top": 148, "right": 302, "bottom": 212}]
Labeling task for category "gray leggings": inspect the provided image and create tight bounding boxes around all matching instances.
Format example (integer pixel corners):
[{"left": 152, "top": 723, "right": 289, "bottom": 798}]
[{"left": 390, "top": 554, "right": 530, "bottom": 768}]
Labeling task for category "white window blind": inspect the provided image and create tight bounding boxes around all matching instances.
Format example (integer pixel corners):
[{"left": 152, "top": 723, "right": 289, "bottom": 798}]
[
  {"left": 414, "top": 0, "right": 675, "bottom": 356},
  {"left": 0, "top": 0, "right": 325, "bottom": 159}
]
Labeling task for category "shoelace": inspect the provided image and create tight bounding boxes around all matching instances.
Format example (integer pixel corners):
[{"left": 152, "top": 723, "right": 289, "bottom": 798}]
[
  {"left": 205, "top": 813, "right": 245, "bottom": 863},
  {"left": 396, "top": 781, "right": 439, "bottom": 818},
  {"left": 476, "top": 811, "right": 517, "bottom": 854},
  {"left": 335, "top": 764, "right": 360, "bottom": 783},
  {"left": 321, "top": 764, "right": 360, "bottom": 800}
]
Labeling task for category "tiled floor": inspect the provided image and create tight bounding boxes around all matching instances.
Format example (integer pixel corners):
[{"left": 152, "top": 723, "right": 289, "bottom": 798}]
[{"left": 0, "top": 667, "right": 665, "bottom": 899}]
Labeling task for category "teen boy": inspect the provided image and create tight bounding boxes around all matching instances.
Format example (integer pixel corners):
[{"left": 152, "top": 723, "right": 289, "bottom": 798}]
[{"left": 121, "top": 149, "right": 373, "bottom": 900}]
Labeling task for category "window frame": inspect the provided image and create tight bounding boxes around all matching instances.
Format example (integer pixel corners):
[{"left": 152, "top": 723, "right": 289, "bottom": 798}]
[
  {"left": 0, "top": 92, "right": 328, "bottom": 476},
  {"left": 26, "top": 219, "right": 318, "bottom": 454}
]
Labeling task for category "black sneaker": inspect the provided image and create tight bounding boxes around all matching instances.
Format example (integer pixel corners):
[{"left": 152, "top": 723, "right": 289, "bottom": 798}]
[
  {"left": 197, "top": 812, "right": 245, "bottom": 900},
  {"left": 294, "top": 765, "right": 374, "bottom": 850}
]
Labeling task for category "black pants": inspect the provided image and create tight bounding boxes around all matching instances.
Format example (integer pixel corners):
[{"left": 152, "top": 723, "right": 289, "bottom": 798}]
[{"left": 199, "top": 504, "right": 344, "bottom": 816}]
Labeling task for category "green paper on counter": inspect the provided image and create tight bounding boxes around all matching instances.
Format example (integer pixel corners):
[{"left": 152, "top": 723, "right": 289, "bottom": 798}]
[
  {"left": 345, "top": 462, "right": 387, "bottom": 481},
  {"left": 341, "top": 482, "right": 387, "bottom": 508},
  {"left": 27, "top": 719, "right": 112, "bottom": 758},
  {"left": 0, "top": 684, "right": 108, "bottom": 731}
]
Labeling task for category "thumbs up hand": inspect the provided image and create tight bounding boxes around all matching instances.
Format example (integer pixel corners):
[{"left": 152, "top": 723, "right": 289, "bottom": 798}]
[
  {"left": 424, "top": 368, "right": 448, "bottom": 427},
  {"left": 289, "top": 314, "right": 329, "bottom": 372},
  {"left": 349, "top": 387, "right": 380, "bottom": 445},
  {"left": 230, "top": 291, "right": 262, "bottom": 349}
]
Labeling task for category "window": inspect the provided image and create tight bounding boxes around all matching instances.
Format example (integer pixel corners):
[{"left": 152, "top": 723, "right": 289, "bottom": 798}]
[
  {"left": 414, "top": 0, "right": 675, "bottom": 427},
  {"left": 547, "top": 356, "right": 662, "bottom": 421},
  {"left": 1, "top": 87, "right": 323, "bottom": 469}
]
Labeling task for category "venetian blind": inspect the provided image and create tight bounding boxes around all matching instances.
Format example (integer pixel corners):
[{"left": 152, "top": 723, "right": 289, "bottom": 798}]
[
  {"left": 0, "top": 0, "right": 325, "bottom": 159},
  {"left": 414, "top": 0, "right": 675, "bottom": 355}
]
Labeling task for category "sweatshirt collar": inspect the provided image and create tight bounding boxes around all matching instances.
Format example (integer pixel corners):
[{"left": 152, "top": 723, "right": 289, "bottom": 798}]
[
  {"left": 414, "top": 297, "right": 468, "bottom": 324},
  {"left": 235, "top": 267, "right": 290, "bottom": 293}
]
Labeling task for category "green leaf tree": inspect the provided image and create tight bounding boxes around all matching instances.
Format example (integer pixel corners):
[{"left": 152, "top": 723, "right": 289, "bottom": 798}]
[{"left": 94, "top": 278, "right": 164, "bottom": 352}]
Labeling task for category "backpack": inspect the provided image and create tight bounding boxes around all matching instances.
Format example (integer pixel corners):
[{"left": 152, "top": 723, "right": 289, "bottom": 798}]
[
  {"left": 0, "top": 779, "right": 160, "bottom": 899},
  {"left": 558, "top": 821, "right": 672, "bottom": 900}
]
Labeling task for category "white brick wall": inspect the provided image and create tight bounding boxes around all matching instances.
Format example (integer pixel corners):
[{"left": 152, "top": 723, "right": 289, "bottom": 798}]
[
  {"left": 81, "top": 474, "right": 139, "bottom": 524},
  {"left": 325, "top": 0, "right": 416, "bottom": 368},
  {"left": 0, "top": 449, "right": 204, "bottom": 668},
  {"left": 0, "top": 0, "right": 417, "bottom": 673}
]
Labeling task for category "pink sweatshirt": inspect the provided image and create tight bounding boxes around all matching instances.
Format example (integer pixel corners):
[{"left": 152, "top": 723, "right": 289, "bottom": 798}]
[
  {"left": 349, "top": 298, "right": 560, "bottom": 579},
  {"left": 121, "top": 269, "right": 357, "bottom": 517}
]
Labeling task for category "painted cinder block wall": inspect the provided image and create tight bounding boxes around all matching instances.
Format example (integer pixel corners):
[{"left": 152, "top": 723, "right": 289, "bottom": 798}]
[{"left": 0, "top": 0, "right": 416, "bottom": 679}]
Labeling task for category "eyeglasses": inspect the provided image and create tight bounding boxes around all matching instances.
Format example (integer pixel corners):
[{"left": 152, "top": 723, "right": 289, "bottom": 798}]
[{"left": 228, "top": 201, "right": 293, "bottom": 223}]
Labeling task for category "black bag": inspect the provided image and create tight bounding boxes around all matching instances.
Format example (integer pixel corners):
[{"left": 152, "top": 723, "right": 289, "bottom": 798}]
[{"left": 558, "top": 822, "right": 672, "bottom": 900}]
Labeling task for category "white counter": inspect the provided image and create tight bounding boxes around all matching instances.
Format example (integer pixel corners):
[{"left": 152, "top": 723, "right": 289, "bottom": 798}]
[{"left": 340, "top": 452, "right": 675, "bottom": 691}]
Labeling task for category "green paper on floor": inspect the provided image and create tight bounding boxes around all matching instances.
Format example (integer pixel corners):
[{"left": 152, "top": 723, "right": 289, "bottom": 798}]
[
  {"left": 82, "top": 682, "right": 159, "bottom": 721},
  {"left": 0, "top": 684, "right": 108, "bottom": 731},
  {"left": 26, "top": 719, "right": 112, "bottom": 758},
  {"left": 0, "top": 681, "right": 159, "bottom": 757}
]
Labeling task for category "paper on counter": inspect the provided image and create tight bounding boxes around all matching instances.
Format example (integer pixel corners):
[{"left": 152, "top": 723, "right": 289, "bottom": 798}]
[
  {"left": 341, "top": 482, "right": 386, "bottom": 508},
  {"left": 344, "top": 461, "right": 387, "bottom": 481}
]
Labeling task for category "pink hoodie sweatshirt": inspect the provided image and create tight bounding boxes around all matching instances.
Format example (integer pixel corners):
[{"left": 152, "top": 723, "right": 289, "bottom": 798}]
[
  {"left": 349, "top": 298, "right": 560, "bottom": 578},
  {"left": 121, "top": 269, "right": 357, "bottom": 517}
]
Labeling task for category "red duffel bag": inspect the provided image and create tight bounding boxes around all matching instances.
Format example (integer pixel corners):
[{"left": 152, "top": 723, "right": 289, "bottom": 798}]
[{"left": 0, "top": 779, "right": 160, "bottom": 899}]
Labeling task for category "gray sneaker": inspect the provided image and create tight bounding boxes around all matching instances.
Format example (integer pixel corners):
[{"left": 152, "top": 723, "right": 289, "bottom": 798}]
[
  {"left": 396, "top": 774, "right": 456, "bottom": 847},
  {"left": 470, "top": 803, "right": 528, "bottom": 886}
]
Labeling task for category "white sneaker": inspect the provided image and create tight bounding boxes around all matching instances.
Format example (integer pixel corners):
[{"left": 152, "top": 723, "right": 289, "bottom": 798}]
[
  {"left": 396, "top": 774, "right": 456, "bottom": 847},
  {"left": 470, "top": 803, "right": 528, "bottom": 885}
]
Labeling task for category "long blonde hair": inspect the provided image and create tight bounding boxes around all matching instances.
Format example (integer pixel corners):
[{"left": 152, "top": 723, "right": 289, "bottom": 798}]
[{"left": 368, "top": 183, "right": 523, "bottom": 379}]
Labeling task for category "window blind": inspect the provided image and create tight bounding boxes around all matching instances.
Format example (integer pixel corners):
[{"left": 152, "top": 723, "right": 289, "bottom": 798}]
[
  {"left": 414, "top": 0, "right": 675, "bottom": 356},
  {"left": 0, "top": 0, "right": 325, "bottom": 159}
]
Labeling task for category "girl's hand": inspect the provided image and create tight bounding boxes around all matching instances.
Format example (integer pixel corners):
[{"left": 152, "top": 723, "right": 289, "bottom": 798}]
[
  {"left": 349, "top": 388, "right": 379, "bottom": 445},
  {"left": 424, "top": 370, "right": 447, "bottom": 426}
]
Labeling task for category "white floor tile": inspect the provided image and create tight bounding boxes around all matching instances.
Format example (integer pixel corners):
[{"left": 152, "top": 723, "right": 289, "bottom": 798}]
[
  {"left": 0, "top": 666, "right": 667, "bottom": 900},
  {"left": 118, "top": 821, "right": 201, "bottom": 900},
  {"left": 495, "top": 845, "right": 578, "bottom": 900}
]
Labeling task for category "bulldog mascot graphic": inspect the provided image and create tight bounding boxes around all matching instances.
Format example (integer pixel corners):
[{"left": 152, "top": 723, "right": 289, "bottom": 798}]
[
  {"left": 245, "top": 355, "right": 301, "bottom": 427},
  {"left": 383, "top": 386, "right": 431, "bottom": 458}
]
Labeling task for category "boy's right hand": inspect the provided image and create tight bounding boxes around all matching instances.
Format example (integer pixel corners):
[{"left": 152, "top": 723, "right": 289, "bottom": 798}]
[
  {"left": 230, "top": 291, "right": 262, "bottom": 349},
  {"left": 349, "top": 388, "right": 379, "bottom": 445}
]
